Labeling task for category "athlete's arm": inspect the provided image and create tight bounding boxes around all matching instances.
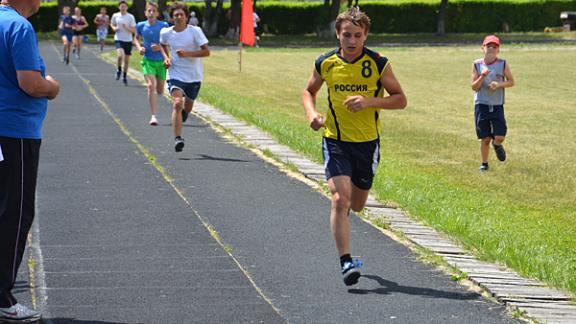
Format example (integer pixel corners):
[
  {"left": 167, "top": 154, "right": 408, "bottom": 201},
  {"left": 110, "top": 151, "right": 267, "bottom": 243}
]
[
  {"left": 490, "top": 62, "right": 514, "bottom": 91},
  {"left": 133, "top": 35, "right": 145, "bottom": 55},
  {"left": 302, "top": 70, "right": 325, "bottom": 131},
  {"left": 471, "top": 63, "right": 489, "bottom": 91},
  {"left": 80, "top": 16, "right": 89, "bottom": 30},
  {"left": 344, "top": 63, "right": 407, "bottom": 112},
  {"left": 160, "top": 44, "right": 171, "bottom": 69},
  {"left": 17, "top": 71, "right": 60, "bottom": 100},
  {"left": 176, "top": 44, "right": 210, "bottom": 58}
]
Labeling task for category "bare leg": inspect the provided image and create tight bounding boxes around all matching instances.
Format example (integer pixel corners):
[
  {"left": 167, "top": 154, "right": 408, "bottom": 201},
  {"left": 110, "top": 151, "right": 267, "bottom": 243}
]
[
  {"left": 145, "top": 75, "right": 158, "bottom": 116},
  {"left": 493, "top": 135, "right": 505, "bottom": 146},
  {"left": 171, "top": 89, "right": 185, "bottom": 137},
  {"left": 328, "top": 176, "right": 353, "bottom": 257},
  {"left": 480, "top": 137, "right": 491, "bottom": 163}
]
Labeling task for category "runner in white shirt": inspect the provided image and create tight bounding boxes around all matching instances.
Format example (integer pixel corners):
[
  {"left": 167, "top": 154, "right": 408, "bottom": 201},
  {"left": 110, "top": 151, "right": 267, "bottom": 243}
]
[
  {"left": 110, "top": 0, "right": 136, "bottom": 85},
  {"left": 160, "top": 2, "right": 209, "bottom": 152}
]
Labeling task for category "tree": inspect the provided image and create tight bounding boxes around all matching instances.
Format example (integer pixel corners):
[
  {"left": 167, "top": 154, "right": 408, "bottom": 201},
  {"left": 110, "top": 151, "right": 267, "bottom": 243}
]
[
  {"left": 203, "top": 0, "right": 225, "bottom": 37},
  {"left": 225, "top": 0, "right": 241, "bottom": 40},
  {"left": 132, "top": 0, "right": 146, "bottom": 22},
  {"left": 317, "top": 0, "right": 341, "bottom": 38},
  {"left": 436, "top": 0, "right": 449, "bottom": 36}
]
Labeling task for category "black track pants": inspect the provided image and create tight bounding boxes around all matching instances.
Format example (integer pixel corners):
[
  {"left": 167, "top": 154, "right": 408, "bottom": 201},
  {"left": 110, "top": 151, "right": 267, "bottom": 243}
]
[{"left": 0, "top": 136, "right": 41, "bottom": 307}]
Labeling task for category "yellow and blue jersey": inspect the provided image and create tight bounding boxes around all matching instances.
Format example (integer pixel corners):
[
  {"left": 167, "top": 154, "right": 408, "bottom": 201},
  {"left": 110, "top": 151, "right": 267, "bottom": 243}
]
[{"left": 315, "top": 47, "right": 389, "bottom": 143}]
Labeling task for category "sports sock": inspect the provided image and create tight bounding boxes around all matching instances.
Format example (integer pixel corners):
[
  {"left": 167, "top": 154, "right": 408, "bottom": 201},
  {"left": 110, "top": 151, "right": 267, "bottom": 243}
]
[{"left": 340, "top": 254, "right": 352, "bottom": 268}]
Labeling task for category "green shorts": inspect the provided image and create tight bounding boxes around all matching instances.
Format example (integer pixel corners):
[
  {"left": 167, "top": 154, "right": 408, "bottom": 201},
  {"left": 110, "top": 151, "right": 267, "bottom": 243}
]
[{"left": 141, "top": 58, "right": 166, "bottom": 80}]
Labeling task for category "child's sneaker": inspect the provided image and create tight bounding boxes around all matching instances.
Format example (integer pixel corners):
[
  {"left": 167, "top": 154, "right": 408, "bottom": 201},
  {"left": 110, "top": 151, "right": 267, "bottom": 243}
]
[
  {"left": 115, "top": 70, "right": 121, "bottom": 80},
  {"left": 493, "top": 143, "right": 506, "bottom": 161},
  {"left": 479, "top": 163, "right": 489, "bottom": 173},
  {"left": 149, "top": 115, "right": 158, "bottom": 126},
  {"left": 174, "top": 136, "right": 185, "bottom": 152},
  {"left": 0, "top": 303, "right": 41, "bottom": 322},
  {"left": 341, "top": 259, "right": 362, "bottom": 286}
]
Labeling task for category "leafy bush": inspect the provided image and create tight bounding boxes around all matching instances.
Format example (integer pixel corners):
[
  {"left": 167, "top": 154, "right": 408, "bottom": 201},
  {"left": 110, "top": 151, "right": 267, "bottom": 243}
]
[{"left": 31, "top": 0, "right": 576, "bottom": 34}]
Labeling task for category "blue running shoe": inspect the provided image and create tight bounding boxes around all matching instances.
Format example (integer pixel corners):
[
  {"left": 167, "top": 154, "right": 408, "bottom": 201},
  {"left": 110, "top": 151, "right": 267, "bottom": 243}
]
[{"left": 341, "top": 259, "right": 362, "bottom": 286}]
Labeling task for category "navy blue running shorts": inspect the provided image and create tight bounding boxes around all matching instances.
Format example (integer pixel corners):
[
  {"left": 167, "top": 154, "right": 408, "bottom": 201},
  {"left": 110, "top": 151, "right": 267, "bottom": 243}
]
[
  {"left": 322, "top": 137, "right": 380, "bottom": 190},
  {"left": 115, "top": 40, "right": 133, "bottom": 56},
  {"left": 475, "top": 104, "right": 507, "bottom": 139},
  {"left": 168, "top": 80, "right": 201, "bottom": 100}
]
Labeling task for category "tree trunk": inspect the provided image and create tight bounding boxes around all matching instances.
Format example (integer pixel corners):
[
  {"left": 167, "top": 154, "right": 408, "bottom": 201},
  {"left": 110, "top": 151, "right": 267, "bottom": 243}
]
[
  {"left": 225, "top": 0, "right": 241, "bottom": 40},
  {"left": 203, "top": 0, "right": 224, "bottom": 37},
  {"left": 436, "top": 0, "right": 449, "bottom": 36},
  {"left": 317, "top": 0, "right": 341, "bottom": 38},
  {"left": 132, "top": 0, "right": 146, "bottom": 21}
]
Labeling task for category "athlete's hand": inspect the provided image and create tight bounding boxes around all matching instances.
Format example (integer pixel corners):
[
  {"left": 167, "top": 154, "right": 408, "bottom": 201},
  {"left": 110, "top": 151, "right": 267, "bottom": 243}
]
[
  {"left": 309, "top": 113, "right": 324, "bottom": 131},
  {"left": 176, "top": 49, "right": 186, "bottom": 57},
  {"left": 481, "top": 68, "right": 490, "bottom": 77},
  {"left": 163, "top": 58, "right": 171, "bottom": 69},
  {"left": 139, "top": 47, "right": 146, "bottom": 56},
  {"left": 344, "top": 95, "right": 367, "bottom": 112},
  {"left": 45, "top": 75, "right": 60, "bottom": 100},
  {"left": 488, "top": 81, "right": 500, "bottom": 91},
  {"left": 150, "top": 43, "right": 161, "bottom": 52}
]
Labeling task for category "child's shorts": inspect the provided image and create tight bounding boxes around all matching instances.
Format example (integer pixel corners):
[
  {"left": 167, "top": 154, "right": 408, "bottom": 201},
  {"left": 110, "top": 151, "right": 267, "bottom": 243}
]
[{"left": 474, "top": 104, "right": 507, "bottom": 139}]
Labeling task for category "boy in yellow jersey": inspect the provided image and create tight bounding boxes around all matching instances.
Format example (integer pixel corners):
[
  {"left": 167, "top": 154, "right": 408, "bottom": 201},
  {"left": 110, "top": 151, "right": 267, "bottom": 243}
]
[{"left": 302, "top": 7, "right": 407, "bottom": 286}]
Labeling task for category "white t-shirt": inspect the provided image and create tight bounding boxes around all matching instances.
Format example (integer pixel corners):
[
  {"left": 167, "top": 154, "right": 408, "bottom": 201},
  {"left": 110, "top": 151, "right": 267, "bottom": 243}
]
[
  {"left": 111, "top": 12, "right": 136, "bottom": 42},
  {"left": 160, "top": 25, "right": 209, "bottom": 83}
]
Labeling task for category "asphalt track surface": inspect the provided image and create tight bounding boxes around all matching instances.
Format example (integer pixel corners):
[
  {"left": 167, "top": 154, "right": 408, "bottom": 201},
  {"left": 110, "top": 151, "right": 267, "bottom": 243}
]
[{"left": 13, "top": 42, "right": 524, "bottom": 324}]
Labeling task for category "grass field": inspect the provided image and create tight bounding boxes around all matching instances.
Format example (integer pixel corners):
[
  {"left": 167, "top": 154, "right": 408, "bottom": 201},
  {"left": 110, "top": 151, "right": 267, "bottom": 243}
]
[{"left": 119, "top": 42, "right": 576, "bottom": 296}]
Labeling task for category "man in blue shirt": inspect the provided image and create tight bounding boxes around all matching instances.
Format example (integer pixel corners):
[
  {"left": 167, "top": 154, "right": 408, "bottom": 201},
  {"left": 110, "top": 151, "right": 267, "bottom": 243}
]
[
  {"left": 134, "top": 1, "right": 169, "bottom": 126},
  {"left": 0, "top": 0, "right": 60, "bottom": 321}
]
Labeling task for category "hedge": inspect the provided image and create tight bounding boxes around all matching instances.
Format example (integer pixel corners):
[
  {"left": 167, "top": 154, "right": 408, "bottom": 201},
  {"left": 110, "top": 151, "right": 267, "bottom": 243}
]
[{"left": 31, "top": 0, "right": 576, "bottom": 34}]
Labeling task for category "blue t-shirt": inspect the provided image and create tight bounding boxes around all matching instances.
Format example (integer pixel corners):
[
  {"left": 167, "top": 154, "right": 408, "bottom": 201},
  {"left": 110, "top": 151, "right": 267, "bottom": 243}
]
[
  {"left": 136, "top": 20, "right": 169, "bottom": 61},
  {"left": 0, "top": 6, "right": 48, "bottom": 139},
  {"left": 59, "top": 14, "right": 75, "bottom": 31}
]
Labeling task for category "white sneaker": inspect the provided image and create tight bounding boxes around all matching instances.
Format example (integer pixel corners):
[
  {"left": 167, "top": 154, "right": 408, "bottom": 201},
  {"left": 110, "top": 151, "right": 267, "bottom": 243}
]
[
  {"left": 149, "top": 115, "right": 158, "bottom": 126},
  {"left": 0, "top": 303, "right": 41, "bottom": 322}
]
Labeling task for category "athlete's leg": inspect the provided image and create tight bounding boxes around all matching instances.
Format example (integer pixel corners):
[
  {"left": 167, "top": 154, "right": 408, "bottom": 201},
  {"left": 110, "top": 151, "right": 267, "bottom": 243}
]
[
  {"left": 184, "top": 98, "right": 193, "bottom": 114},
  {"left": 76, "top": 34, "right": 83, "bottom": 58},
  {"left": 480, "top": 137, "right": 491, "bottom": 163},
  {"left": 171, "top": 89, "right": 185, "bottom": 137},
  {"left": 116, "top": 48, "right": 124, "bottom": 70},
  {"left": 156, "top": 78, "right": 165, "bottom": 96},
  {"left": 123, "top": 54, "right": 131, "bottom": 75},
  {"left": 145, "top": 75, "right": 158, "bottom": 116},
  {"left": 350, "top": 185, "right": 370, "bottom": 213},
  {"left": 328, "top": 175, "right": 353, "bottom": 257},
  {"left": 493, "top": 135, "right": 505, "bottom": 146}
]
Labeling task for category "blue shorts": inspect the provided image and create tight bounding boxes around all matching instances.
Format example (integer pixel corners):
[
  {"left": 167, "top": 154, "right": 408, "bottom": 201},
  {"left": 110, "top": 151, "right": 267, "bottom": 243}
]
[
  {"left": 168, "top": 80, "right": 201, "bottom": 100},
  {"left": 322, "top": 137, "right": 380, "bottom": 190},
  {"left": 474, "top": 104, "right": 507, "bottom": 139},
  {"left": 115, "top": 40, "right": 133, "bottom": 56},
  {"left": 60, "top": 29, "right": 73, "bottom": 42}
]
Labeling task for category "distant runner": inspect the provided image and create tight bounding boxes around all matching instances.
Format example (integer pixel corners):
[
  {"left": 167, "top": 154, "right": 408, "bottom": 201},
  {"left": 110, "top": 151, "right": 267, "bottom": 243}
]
[{"left": 160, "top": 2, "right": 209, "bottom": 152}]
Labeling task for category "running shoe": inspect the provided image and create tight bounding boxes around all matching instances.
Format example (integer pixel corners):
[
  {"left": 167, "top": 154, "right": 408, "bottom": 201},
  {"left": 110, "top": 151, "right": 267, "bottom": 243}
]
[
  {"left": 174, "top": 136, "right": 185, "bottom": 152},
  {"left": 181, "top": 109, "right": 189, "bottom": 123},
  {"left": 479, "top": 163, "right": 489, "bottom": 172},
  {"left": 149, "top": 115, "right": 158, "bottom": 126},
  {"left": 122, "top": 77, "right": 128, "bottom": 86},
  {"left": 0, "top": 303, "right": 41, "bottom": 323},
  {"left": 493, "top": 143, "right": 506, "bottom": 161},
  {"left": 341, "top": 259, "right": 362, "bottom": 286},
  {"left": 115, "top": 70, "right": 121, "bottom": 80},
  {"left": 65, "top": 56, "right": 70, "bottom": 65}
]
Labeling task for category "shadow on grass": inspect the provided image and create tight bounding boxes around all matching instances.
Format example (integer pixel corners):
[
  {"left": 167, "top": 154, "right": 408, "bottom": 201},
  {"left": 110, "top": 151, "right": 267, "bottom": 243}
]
[{"left": 348, "top": 274, "right": 479, "bottom": 300}]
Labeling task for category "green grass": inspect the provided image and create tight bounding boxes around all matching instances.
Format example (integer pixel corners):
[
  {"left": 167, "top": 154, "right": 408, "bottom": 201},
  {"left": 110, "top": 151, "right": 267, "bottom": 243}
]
[{"left": 116, "top": 43, "right": 576, "bottom": 296}]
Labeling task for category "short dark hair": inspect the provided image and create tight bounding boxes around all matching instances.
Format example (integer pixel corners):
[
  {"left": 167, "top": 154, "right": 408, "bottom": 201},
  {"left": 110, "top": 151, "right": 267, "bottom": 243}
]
[
  {"left": 118, "top": 0, "right": 128, "bottom": 6},
  {"left": 169, "top": 2, "right": 189, "bottom": 18}
]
